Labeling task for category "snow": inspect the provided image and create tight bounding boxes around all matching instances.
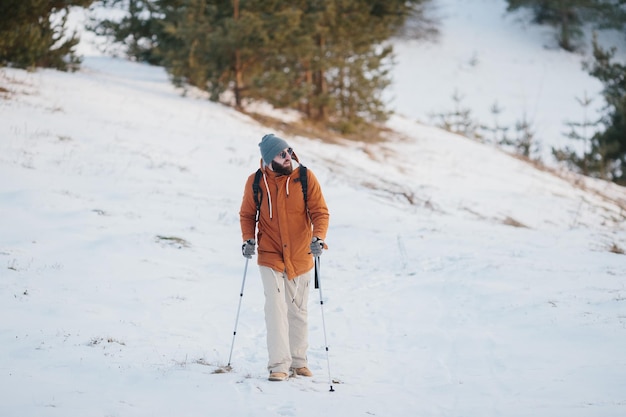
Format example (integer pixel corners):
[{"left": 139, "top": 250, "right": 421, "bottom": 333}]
[{"left": 1, "top": 1, "right": 626, "bottom": 416}]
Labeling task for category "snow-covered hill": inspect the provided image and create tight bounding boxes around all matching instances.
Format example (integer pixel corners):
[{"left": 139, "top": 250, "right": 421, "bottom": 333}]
[
  {"left": 388, "top": 0, "right": 625, "bottom": 160},
  {"left": 1, "top": 1, "right": 626, "bottom": 416}
]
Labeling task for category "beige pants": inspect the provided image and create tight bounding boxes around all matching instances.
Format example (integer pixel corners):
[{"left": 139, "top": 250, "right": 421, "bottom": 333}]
[{"left": 259, "top": 266, "right": 312, "bottom": 374}]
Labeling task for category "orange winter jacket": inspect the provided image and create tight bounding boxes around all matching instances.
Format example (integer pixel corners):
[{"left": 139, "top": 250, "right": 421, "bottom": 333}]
[{"left": 239, "top": 160, "right": 329, "bottom": 279}]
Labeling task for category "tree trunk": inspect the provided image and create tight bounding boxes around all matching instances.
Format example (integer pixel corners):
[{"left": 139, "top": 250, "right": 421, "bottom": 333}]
[
  {"left": 315, "top": 34, "right": 328, "bottom": 122},
  {"left": 233, "top": 0, "right": 243, "bottom": 109},
  {"left": 304, "top": 61, "right": 312, "bottom": 118}
]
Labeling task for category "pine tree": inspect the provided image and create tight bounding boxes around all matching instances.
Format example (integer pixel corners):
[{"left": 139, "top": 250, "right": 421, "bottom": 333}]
[
  {"left": 480, "top": 101, "right": 509, "bottom": 145},
  {"left": 298, "top": 0, "right": 390, "bottom": 127},
  {"left": 586, "top": 36, "right": 626, "bottom": 184},
  {"left": 90, "top": 0, "right": 425, "bottom": 129},
  {"left": 505, "top": 0, "right": 600, "bottom": 51},
  {"left": 159, "top": 0, "right": 228, "bottom": 97},
  {"left": 242, "top": 0, "right": 314, "bottom": 112},
  {"left": 514, "top": 113, "right": 539, "bottom": 158},
  {"left": 558, "top": 92, "right": 599, "bottom": 175},
  {"left": 594, "top": 0, "right": 626, "bottom": 32},
  {"left": 0, "top": 0, "right": 95, "bottom": 70},
  {"left": 433, "top": 90, "right": 477, "bottom": 138},
  {"left": 556, "top": 36, "right": 626, "bottom": 184},
  {"left": 88, "top": 0, "right": 173, "bottom": 65}
]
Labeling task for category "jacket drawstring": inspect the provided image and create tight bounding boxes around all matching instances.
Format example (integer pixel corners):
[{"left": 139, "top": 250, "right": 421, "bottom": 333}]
[{"left": 261, "top": 168, "right": 295, "bottom": 220}]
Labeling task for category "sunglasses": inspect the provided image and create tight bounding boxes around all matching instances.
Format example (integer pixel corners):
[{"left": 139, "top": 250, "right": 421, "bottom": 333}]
[{"left": 278, "top": 148, "right": 294, "bottom": 159}]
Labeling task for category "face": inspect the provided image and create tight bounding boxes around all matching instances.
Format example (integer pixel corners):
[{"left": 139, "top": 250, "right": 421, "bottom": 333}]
[{"left": 271, "top": 147, "right": 293, "bottom": 175}]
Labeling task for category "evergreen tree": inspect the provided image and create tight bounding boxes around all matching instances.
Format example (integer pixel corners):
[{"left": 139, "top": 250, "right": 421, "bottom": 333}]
[
  {"left": 480, "top": 101, "right": 509, "bottom": 145},
  {"left": 233, "top": 0, "right": 309, "bottom": 110},
  {"left": 513, "top": 113, "right": 539, "bottom": 158},
  {"left": 594, "top": 0, "right": 626, "bottom": 32},
  {"left": 0, "top": 0, "right": 95, "bottom": 70},
  {"left": 586, "top": 36, "right": 626, "bottom": 184},
  {"left": 158, "top": 0, "right": 230, "bottom": 98},
  {"left": 89, "top": 0, "right": 425, "bottom": 130},
  {"left": 556, "top": 36, "right": 626, "bottom": 184},
  {"left": 556, "top": 92, "right": 599, "bottom": 175},
  {"left": 88, "top": 0, "right": 173, "bottom": 64},
  {"left": 505, "top": 0, "right": 601, "bottom": 51},
  {"left": 433, "top": 90, "right": 477, "bottom": 138}
]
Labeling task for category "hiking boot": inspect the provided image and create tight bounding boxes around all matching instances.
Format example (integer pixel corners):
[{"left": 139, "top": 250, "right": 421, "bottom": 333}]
[
  {"left": 291, "top": 367, "right": 313, "bottom": 377},
  {"left": 268, "top": 372, "right": 289, "bottom": 381}
]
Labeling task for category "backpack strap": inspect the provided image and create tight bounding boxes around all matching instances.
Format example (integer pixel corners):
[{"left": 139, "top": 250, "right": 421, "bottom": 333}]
[
  {"left": 252, "top": 168, "right": 263, "bottom": 222},
  {"left": 298, "top": 165, "right": 310, "bottom": 219},
  {"left": 299, "top": 165, "right": 308, "bottom": 204}
]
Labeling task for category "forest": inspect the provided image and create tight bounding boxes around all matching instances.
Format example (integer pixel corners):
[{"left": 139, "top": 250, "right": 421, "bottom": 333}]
[{"left": 1, "top": 0, "right": 625, "bottom": 184}]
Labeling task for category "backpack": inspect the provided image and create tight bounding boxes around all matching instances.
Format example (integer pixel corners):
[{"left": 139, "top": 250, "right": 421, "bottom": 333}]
[{"left": 252, "top": 165, "right": 308, "bottom": 222}]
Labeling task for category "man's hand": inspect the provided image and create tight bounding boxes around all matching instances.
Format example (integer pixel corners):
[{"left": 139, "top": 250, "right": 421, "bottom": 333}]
[
  {"left": 242, "top": 239, "right": 256, "bottom": 258},
  {"left": 310, "top": 237, "right": 324, "bottom": 257}
]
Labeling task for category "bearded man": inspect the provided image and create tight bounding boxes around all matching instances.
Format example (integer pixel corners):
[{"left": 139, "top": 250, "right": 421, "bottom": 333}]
[{"left": 239, "top": 133, "right": 330, "bottom": 381}]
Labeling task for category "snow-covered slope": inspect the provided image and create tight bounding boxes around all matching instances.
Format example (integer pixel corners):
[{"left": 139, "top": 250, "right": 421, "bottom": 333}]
[
  {"left": 2, "top": 53, "right": 625, "bottom": 417},
  {"left": 388, "top": 0, "right": 625, "bottom": 160}
]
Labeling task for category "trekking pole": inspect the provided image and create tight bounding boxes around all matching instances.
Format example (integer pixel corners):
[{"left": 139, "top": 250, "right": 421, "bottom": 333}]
[
  {"left": 315, "top": 256, "right": 335, "bottom": 392},
  {"left": 225, "top": 257, "right": 249, "bottom": 371}
]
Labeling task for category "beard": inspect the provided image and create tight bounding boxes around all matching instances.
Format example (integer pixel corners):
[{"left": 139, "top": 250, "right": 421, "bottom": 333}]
[{"left": 271, "top": 160, "right": 293, "bottom": 176}]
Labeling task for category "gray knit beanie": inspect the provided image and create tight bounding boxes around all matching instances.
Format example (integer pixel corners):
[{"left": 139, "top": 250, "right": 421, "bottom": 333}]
[{"left": 259, "top": 133, "right": 289, "bottom": 165}]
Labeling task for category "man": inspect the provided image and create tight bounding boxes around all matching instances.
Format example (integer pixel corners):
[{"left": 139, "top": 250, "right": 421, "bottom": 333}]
[{"left": 239, "top": 133, "right": 330, "bottom": 382}]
